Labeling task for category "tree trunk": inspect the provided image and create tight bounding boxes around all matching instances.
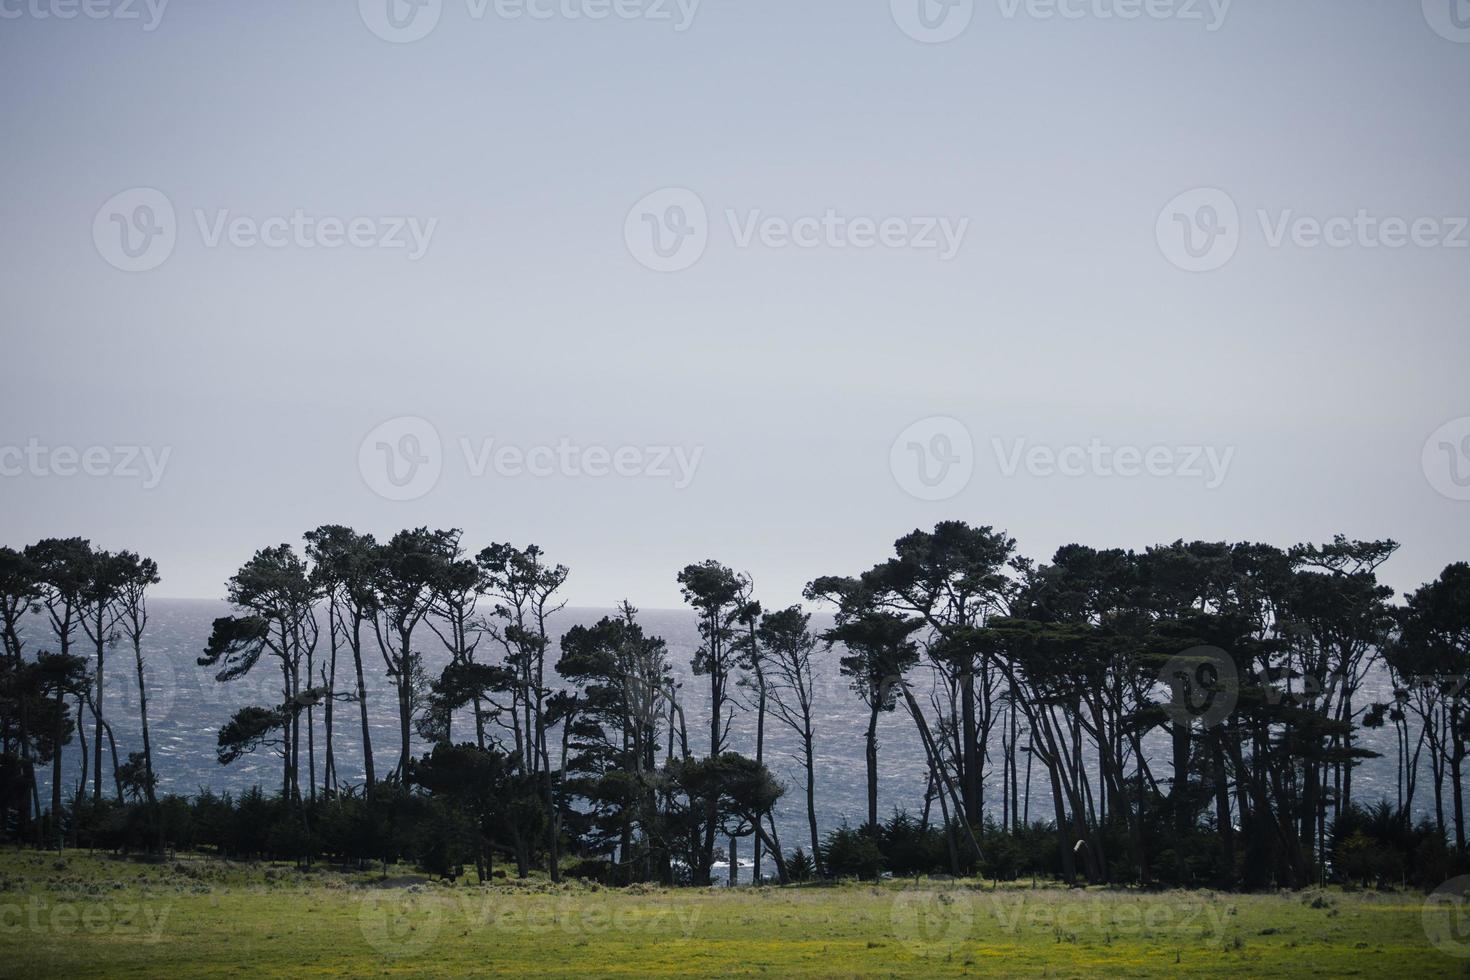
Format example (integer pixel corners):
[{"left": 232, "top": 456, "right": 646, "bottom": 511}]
[
  {"left": 352, "top": 616, "right": 375, "bottom": 796},
  {"left": 290, "top": 660, "right": 301, "bottom": 802},
  {"left": 1453, "top": 706, "right": 1467, "bottom": 852},
  {"left": 701, "top": 634, "right": 720, "bottom": 885},
  {"left": 961, "top": 667, "right": 980, "bottom": 826},
  {"left": 102, "top": 716, "right": 123, "bottom": 802},
  {"left": 323, "top": 641, "right": 336, "bottom": 796},
  {"left": 1170, "top": 718, "right": 1192, "bottom": 831},
  {"left": 753, "top": 667, "right": 765, "bottom": 881},
  {"left": 52, "top": 687, "right": 64, "bottom": 850},
  {"left": 132, "top": 637, "right": 155, "bottom": 806},
  {"left": 755, "top": 814, "right": 789, "bottom": 885},
  {"left": 865, "top": 701, "right": 880, "bottom": 830},
  {"left": 396, "top": 671, "right": 412, "bottom": 782},
  {"left": 305, "top": 634, "right": 316, "bottom": 804},
  {"left": 805, "top": 730, "right": 821, "bottom": 876},
  {"left": 93, "top": 608, "right": 105, "bottom": 806},
  {"left": 1211, "top": 735, "right": 1233, "bottom": 880}
]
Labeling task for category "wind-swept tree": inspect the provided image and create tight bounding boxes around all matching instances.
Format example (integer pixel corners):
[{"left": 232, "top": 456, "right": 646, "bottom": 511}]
[
  {"left": 804, "top": 577, "right": 921, "bottom": 833},
  {"left": 557, "top": 603, "right": 675, "bottom": 883},
  {"left": 671, "top": 753, "right": 789, "bottom": 884},
  {"left": 27, "top": 538, "right": 91, "bottom": 674},
  {"left": 477, "top": 542, "right": 570, "bottom": 880},
  {"left": 1390, "top": 562, "right": 1470, "bottom": 851},
  {"left": 32, "top": 651, "right": 89, "bottom": 848},
  {"left": 424, "top": 531, "right": 484, "bottom": 747},
  {"left": 862, "top": 523, "right": 1020, "bottom": 831},
  {"left": 113, "top": 552, "right": 160, "bottom": 807},
  {"left": 79, "top": 549, "right": 129, "bottom": 804},
  {"left": 731, "top": 577, "right": 768, "bottom": 881},
  {"left": 372, "top": 528, "right": 450, "bottom": 782},
  {"left": 409, "top": 741, "right": 520, "bottom": 881},
  {"left": 305, "top": 526, "right": 380, "bottom": 795},
  {"left": 199, "top": 545, "right": 321, "bottom": 802},
  {"left": 677, "top": 560, "right": 744, "bottom": 884},
  {"left": 216, "top": 705, "right": 289, "bottom": 769},
  {"left": 1281, "top": 537, "right": 1398, "bottom": 864},
  {"left": 0, "top": 547, "right": 41, "bottom": 838},
  {"left": 759, "top": 605, "right": 822, "bottom": 874}
]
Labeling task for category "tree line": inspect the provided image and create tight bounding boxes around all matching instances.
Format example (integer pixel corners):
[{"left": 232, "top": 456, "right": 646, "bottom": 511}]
[{"left": 1, "top": 522, "right": 1467, "bottom": 891}]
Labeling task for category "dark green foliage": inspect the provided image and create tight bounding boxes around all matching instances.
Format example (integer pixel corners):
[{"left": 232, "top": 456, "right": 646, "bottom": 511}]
[
  {"left": 786, "top": 847, "right": 815, "bottom": 881},
  {"left": 820, "top": 822, "right": 884, "bottom": 880}
]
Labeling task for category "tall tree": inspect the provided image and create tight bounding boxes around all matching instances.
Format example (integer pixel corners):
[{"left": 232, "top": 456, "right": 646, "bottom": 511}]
[
  {"left": 0, "top": 548, "right": 41, "bottom": 837},
  {"left": 861, "top": 523, "right": 1019, "bottom": 831},
  {"left": 677, "top": 560, "right": 744, "bottom": 884},
  {"left": 372, "top": 529, "right": 448, "bottom": 782},
  {"left": 424, "top": 531, "right": 484, "bottom": 747},
  {"left": 32, "top": 651, "right": 89, "bottom": 848},
  {"left": 199, "top": 544, "right": 320, "bottom": 802},
  {"left": 556, "top": 604, "right": 675, "bottom": 883},
  {"left": 79, "top": 549, "right": 128, "bottom": 804},
  {"left": 305, "top": 526, "right": 380, "bottom": 795},
  {"left": 1392, "top": 563, "right": 1470, "bottom": 851},
  {"left": 113, "top": 552, "right": 160, "bottom": 806},
  {"left": 478, "top": 542, "right": 570, "bottom": 881},
  {"left": 804, "top": 578, "right": 920, "bottom": 833},
  {"left": 27, "top": 538, "right": 91, "bottom": 673},
  {"left": 759, "top": 605, "right": 822, "bottom": 875},
  {"left": 732, "top": 577, "right": 766, "bottom": 881}
]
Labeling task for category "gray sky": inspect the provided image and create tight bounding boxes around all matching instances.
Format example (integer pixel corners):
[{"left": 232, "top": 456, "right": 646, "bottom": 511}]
[{"left": 2, "top": 0, "right": 1468, "bottom": 608}]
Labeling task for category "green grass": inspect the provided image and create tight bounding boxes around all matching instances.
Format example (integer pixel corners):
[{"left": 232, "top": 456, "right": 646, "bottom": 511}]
[{"left": 0, "top": 850, "right": 1461, "bottom": 977}]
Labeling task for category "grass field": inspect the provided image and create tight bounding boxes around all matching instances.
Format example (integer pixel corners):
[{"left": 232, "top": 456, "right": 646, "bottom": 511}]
[{"left": 0, "top": 850, "right": 1463, "bottom": 977}]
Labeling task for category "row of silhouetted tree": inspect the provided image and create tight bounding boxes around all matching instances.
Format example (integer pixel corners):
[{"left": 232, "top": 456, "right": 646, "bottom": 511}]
[{"left": 2, "top": 523, "right": 1468, "bottom": 890}]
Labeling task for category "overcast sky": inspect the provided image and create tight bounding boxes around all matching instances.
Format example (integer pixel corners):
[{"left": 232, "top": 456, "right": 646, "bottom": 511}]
[{"left": 1, "top": 1, "right": 1468, "bottom": 608}]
